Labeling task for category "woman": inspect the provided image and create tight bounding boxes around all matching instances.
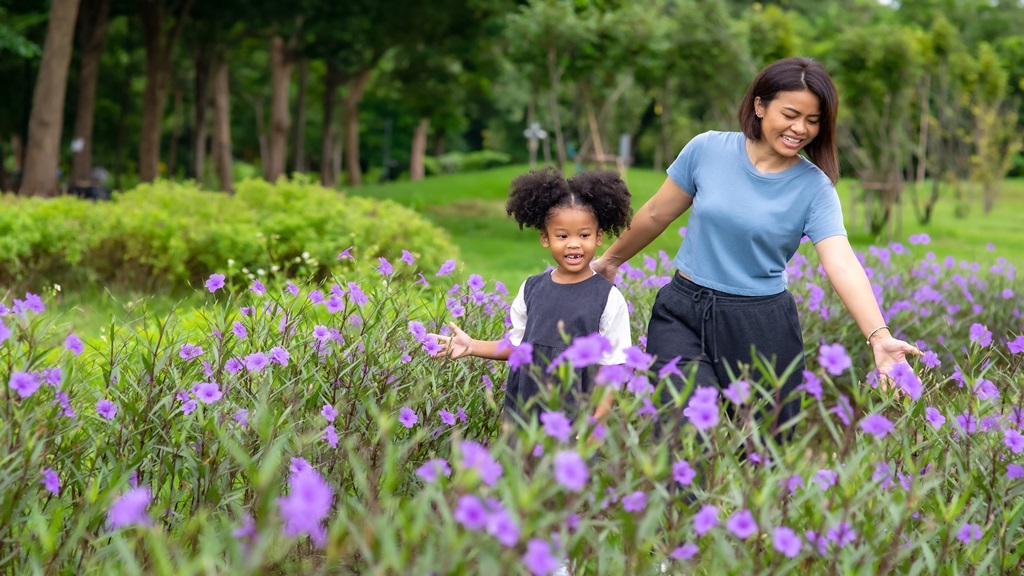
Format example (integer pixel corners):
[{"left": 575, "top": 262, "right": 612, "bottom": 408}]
[{"left": 591, "top": 57, "right": 921, "bottom": 434}]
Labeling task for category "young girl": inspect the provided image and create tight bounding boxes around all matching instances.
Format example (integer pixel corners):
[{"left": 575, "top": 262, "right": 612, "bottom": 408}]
[{"left": 432, "top": 168, "right": 634, "bottom": 424}]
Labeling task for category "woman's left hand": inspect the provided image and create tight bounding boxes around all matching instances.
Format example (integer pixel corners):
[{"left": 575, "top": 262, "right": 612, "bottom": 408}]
[{"left": 872, "top": 336, "right": 922, "bottom": 377}]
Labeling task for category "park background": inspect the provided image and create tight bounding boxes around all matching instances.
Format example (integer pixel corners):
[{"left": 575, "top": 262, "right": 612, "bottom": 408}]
[{"left": 2, "top": 1, "right": 1024, "bottom": 574}]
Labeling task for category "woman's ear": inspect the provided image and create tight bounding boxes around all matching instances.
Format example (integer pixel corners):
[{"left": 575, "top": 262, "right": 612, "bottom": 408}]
[
  {"left": 597, "top": 229, "right": 604, "bottom": 246},
  {"left": 540, "top": 231, "right": 550, "bottom": 247}
]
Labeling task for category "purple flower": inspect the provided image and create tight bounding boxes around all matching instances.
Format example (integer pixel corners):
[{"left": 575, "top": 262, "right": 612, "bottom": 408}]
[
  {"left": 205, "top": 273, "right": 225, "bottom": 292},
  {"left": 831, "top": 395, "right": 854, "bottom": 426},
  {"left": 268, "top": 346, "right": 290, "bottom": 366},
  {"left": 1004, "top": 429, "right": 1024, "bottom": 454},
  {"left": 107, "top": 487, "right": 152, "bottom": 529},
  {"left": 0, "top": 320, "right": 9, "bottom": 345},
  {"left": 460, "top": 441, "right": 503, "bottom": 485},
  {"left": 955, "top": 412, "right": 977, "bottom": 434},
  {"left": 439, "top": 409, "right": 456, "bottom": 426},
  {"left": 553, "top": 450, "right": 589, "bottom": 492},
  {"left": 337, "top": 246, "right": 354, "bottom": 260},
  {"left": 541, "top": 411, "right": 572, "bottom": 443},
  {"left": 416, "top": 458, "right": 451, "bottom": 483},
  {"left": 249, "top": 279, "right": 266, "bottom": 296},
  {"left": 726, "top": 509, "right": 758, "bottom": 539},
  {"left": 41, "top": 468, "right": 60, "bottom": 495},
  {"left": 225, "top": 358, "right": 243, "bottom": 374},
  {"left": 889, "top": 363, "right": 923, "bottom": 400},
  {"left": 398, "top": 407, "right": 418, "bottom": 429},
  {"left": 277, "top": 467, "right": 333, "bottom": 547},
  {"left": 181, "top": 399, "right": 197, "bottom": 415},
  {"left": 468, "top": 274, "right": 485, "bottom": 291},
  {"left": 179, "top": 343, "right": 203, "bottom": 359},
  {"left": 683, "top": 391, "right": 719, "bottom": 431},
  {"left": 818, "top": 343, "right": 851, "bottom": 375},
  {"left": 956, "top": 523, "right": 982, "bottom": 544},
  {"left": 722, "top": 380, "right": 751, "bottom": 405},
  {"left": 813, "top": 469, "right": 838, "bottom": 490},
  {"left": 921, "top": 350, "right": 940, "bottom": 368},
  {"left": 673, "top": 460, "right": 697, "bottom": 486},
  {"left": 658, "top": 356, "right": 683, "bottom": 379},
  {"left": 193, "top": 382, "right": 222, "bottom": 404},
  {"left": 96, "top": 399, "right": 118, "bottom": 420},
  {"left": 780, "top": 473, "right": 804, "bottom": 494},
  {"left": 1009, "top": 335, "right": 1024, "bottom": 354},
  {"left": 1007, "top": 464, "right": 1024, "bottom": 479},
  {"left": 234, "top": 409, "right": 249, "bottom": 427},
  {"left": 454, "top": 494, "right": 488, "bottom": 530},
  {"left": 773, "top": 526, "right": 802, "bottom": 558},
  {"left": 400, "top": 250, "right": 415, "bottom": 265},
  {"left": 969, "top": 323, "right": 992, "bottom": 347},
  {"left": 694, "top": 505, "right": 718, "bottom": 535},
  {"left": 321, "top": 425, "right": 338, "bottom": 447},
  {"left": 799, "top": 370, "right": 822, "bottom": 400},
  {"left": 925, "top": 407, "right": 945, "bottom": 429},
  {"left": 347, "top": 282, "right": 368, "bottom": 306},
  {"left": 377, "top": 257, "right": 393, "bottom": 276},
  {"left": 9, "top": 371, "right": 40, "bottom": 399},
  {"left": 322, "top": 405, "right": 338, "bottom": 422},
  {"left": 560, "top": 333, "right": 612, "bottom": 368},
  {"left": 230, "top": 321, "right": 247, "bottom": 340},
  {"left": 436, "top": 259, "right": 457, "bottom": 276},
  {"left": 65, "top": 334, "right": 84, "bottom": 355},
  {"left": 508, "top": 342, "right": 534, "bottom": 371},
  {"left": 826, "top": 522, "right": 857, "bottom": 547},
  {"left": 974, "top": 379, "right": 999, "bottom": 401},
  {"left": 486, "top": 506, "right": 519, "bottom": 547},
  {"left": 623, "top": 346, "right": 653, "bottom": 370},
  {"left": 286, "top": 281, "right": 299, "bottom": 296},
  {"left": 859, "top": 413, "right": 894, "bottom": 438},
  {"left": 522, "top": 538, "right": 559, "bottom": 576},
  {"left": 244, "top": 352, "right": 269, "bottom": 372},
  {"left": 670, "top": 543, "right": 699, "bottom": 560},
  {"left": 622, "top": 491, "right": 647, "bottom": 512}
]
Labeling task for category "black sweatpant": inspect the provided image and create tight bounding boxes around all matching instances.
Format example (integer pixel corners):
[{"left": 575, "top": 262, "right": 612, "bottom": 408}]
[{"left": 647, "top": 272, "right": 805, "bottom": 438}]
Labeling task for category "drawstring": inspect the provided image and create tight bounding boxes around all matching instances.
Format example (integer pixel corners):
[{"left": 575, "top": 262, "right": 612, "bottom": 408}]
[{"left": 692, "top": 289, "right": 720, "bottom": 363}]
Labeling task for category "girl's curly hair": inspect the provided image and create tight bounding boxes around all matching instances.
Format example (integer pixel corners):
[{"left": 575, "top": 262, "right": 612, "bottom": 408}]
[{"left": 506, "top": 168, "right": 633, "bottom": 237}]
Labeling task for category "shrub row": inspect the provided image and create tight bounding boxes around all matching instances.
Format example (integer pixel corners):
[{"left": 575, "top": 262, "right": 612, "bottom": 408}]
[{"left": 0, "top": 177, "right": 457, "bottom": 293}]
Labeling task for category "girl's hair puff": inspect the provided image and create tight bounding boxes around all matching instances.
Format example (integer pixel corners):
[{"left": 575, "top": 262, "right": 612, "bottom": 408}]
[
  {"left": 506, "top": 168, "right": 633, "bottom": 237},
  {"left": 566, "top": 170, "right": 632, "bottom": 238}
]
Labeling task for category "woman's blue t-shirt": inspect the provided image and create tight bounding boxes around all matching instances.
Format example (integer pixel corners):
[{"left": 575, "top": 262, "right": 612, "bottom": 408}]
[{"left": 667, "top": 131, "right": 846, "bottom": 296}]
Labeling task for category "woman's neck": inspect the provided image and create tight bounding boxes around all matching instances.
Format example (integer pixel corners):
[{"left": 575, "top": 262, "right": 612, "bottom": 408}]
[{"left": 745, "top": 138, "right": 799, "bottom": 173}]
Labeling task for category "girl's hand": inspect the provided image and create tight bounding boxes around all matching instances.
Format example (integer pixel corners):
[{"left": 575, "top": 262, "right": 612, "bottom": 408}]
[
  {"left": 872, "top": 336, "right": 922, "bottom": 376},
  {"left": 429, "top": 322, "right": 474, "bottom": 360},
  {"left": 590, "top": 258, "right": 618, "bottom": 283}
]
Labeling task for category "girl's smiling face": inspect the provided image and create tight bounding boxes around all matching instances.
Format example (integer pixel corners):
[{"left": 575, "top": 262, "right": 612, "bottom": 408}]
[
  {"left": 541, "top": 206, "right": 603, "bottom": 284},
  {"left": 754, "top": 89, "right": 821, "bottom": 164}
]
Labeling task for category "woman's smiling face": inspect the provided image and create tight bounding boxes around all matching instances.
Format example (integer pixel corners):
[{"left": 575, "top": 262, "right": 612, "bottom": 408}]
[{"left": 754, "top": 89, "right": 821, "bottom": 161}]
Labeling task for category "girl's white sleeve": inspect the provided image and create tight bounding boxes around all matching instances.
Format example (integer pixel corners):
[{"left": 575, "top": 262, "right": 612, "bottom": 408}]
[
  {"left": 506, "top": 280, "right": 529, "bottom": 346},
  {"left": 599, "top": 286, "right": 631, "bottom": 365}
]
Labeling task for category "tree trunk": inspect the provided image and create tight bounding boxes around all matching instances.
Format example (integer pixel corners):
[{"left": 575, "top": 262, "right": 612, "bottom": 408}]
[
  {"left": 264, "top": 35, "right": 293, "bottom": 182},
  {"left": 409, "top": 117, "right": 429, "bottom": 180},
  {"left": 192, "top": 43, "right": 211, "bottom": 182},
  {"left": 20, "top": 0, "right": 81, "bottom": 197},
  {"left": 319, "top": 62, "right": 340, "bottom": 187},
  {"left": 343, "top": 68, "right": 372, "bottom": 187},
  {"left": 212, "top": 56, "right": 233, "bottom": 194},
  {"left": 432, "top": 129, "right": 445, "bottom": 156},
  {"left": 167, "top": 84, "right": 184, "bottom": 177},
  {"left": 292, "top": 58, "right": 308, "bottom": 174},
  {"left": 71, "top": 0, "right": 111, "bottom": 186},
  {"left": 546, "top": 46, "right": 567, "bottom": 171},
  {"left": 138, "top": 0, "right": 194, "bottom": 183}
]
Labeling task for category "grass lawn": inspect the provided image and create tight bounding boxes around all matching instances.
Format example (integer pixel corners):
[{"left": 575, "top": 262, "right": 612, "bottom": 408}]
[{"left": 351, "top": 165, "right": 1024, "bottom": 288}]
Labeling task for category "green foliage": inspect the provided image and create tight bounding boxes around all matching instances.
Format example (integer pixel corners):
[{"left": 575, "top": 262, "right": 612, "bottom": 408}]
[
  {"left": 423, "top": 151, "right": 513, "bottom": 176},
  {"left": 0, "top": 239, "right": 1022, "bottom": 573},
  {"left": 0, "top": 178, "right": 457, "bottom": 294}
]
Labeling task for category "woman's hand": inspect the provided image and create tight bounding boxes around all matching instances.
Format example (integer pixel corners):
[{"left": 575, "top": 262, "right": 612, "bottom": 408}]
[
  {"left": 871, "top": 336, "right": 922, "bottom": 377},
  {"left": 429, "top": 322, "right": 474, "bottom": 360},
  {"left": 590, "top": 258, "right": 618, "bottom": 283}
]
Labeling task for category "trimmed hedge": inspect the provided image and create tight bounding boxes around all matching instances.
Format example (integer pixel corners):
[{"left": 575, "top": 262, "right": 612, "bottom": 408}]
[{"left": 0, "top": 177, "right": 457, "bottom": 293}]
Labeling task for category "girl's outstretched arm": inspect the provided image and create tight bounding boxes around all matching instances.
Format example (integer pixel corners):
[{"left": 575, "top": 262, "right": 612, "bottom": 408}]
[{"left": 430, "top": 322, "right": 512, "bottom": 361}]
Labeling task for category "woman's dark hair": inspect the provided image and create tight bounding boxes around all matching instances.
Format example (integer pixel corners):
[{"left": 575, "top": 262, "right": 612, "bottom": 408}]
[
  {"left": 506, "top": 168, "right": 633, "bottom": 237},
  {"left": 738, "top": 57, "right": 840, "bottom": 185}
]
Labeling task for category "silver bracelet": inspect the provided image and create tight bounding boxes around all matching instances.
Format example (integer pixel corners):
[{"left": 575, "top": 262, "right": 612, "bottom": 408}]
[{"left": 866, "top": 325, "right": 890, "bottom": 346}]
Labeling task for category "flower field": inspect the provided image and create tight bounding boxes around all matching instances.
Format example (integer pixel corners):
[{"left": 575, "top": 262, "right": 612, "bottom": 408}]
[{"left": 1, "top": 235, "right": 1022, "bottom": 575}]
